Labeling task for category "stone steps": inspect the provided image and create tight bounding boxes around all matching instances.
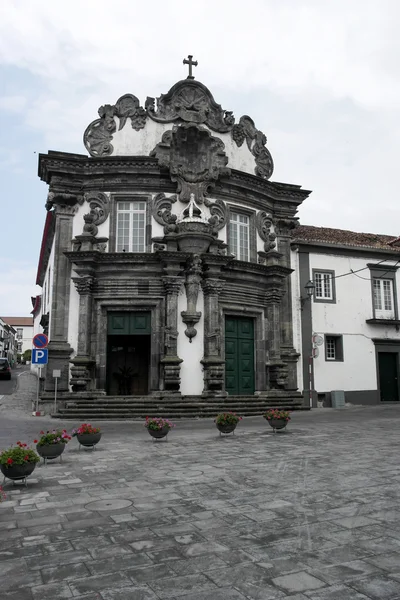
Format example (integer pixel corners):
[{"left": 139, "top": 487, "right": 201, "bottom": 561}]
[{"left": 52, "top": 394, "right": 307, "bottom": 419}]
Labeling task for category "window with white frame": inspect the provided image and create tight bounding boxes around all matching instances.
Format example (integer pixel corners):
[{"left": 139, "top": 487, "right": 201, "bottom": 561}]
[
  {"left": 314, "top": 271, "right": 334, "bottom": 301},
  {"left": 229, "top": 212, "right": 250, "bottom": 261},
  {"left": 373, "top": 278, "right": 395, "bottom": 319},
  {"left": 325, "top": 335, "right": 343, "bottom": 361},
  {"left": 116, "top": 201, "right": 146, "bottom": 252},
  {"left": 17, "top": 342, "right": 22, "bottom": 352},
  {"left": 16, "top": 328, "right": 23, "bottom": 340}
]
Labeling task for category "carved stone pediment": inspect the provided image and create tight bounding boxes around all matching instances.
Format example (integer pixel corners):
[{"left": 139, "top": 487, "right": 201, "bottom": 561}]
[
  {"left": 146, "top": 80, "right": 234, "bottom": 133},
  {"left": 84, "top": 94, "right": 147, "bottom": 157},
  {"left": 151, "top": 123, "right": 230, "bottom": 204}
]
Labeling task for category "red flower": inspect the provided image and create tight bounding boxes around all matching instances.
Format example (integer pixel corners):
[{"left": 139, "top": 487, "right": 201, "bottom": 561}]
[
  {"left": 7, "top": 458, "right": 13, "bottom": 465},
  {"left": 33, "top": 440, "right": 38, "bottom": 444},
  {"left": 24, "top": 455, "right": 29, "bottom": 461}
]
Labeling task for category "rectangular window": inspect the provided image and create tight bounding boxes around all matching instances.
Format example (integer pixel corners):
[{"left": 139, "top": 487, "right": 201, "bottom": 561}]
[
  {"left": 314, "top": 272, "right": 333, "bottom": 300},
  {"left": 325, "top": 335, "right": 344, "bottom": 362},
  {"left": 16, "top": 328, "right": 23, "bottom": 340},
  {"left": 116, "top": 201, "right": 146, "bottom": 252},
  {"left": 373, "top": 278, "right": 395, "bottom": 318},
  {"left": 229, "top": 212, "right": 250, "bottom": 261},
  {"left": 17, "top": 343, "right": 22, "bottom": 352}
]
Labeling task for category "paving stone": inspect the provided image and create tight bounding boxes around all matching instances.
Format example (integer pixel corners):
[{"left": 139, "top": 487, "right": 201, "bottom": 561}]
[
  {"left": 272, "top": 571, "right": 326, "bottom": 593},
  {"left": 177, "top": 589, "right": 247, "bottom": 600},
  {"left": 101, "top": 585, "right": 159, "bottom": 599},
  {"left": 125, "top": 562, "right": 176, "bottom": 583},
  {"left": 41, "top": 562, "right": 90, "bottom": 583},
  {"left": 147, "top": 573, "right": 218, "bottom": 598},
  {"left": 69, "top": 572, "right": 133, "bottom": 596},
  {"left": 31, "top": 581, "right": 73, "bottom": 599},
  {"left": 364, "top": 551, "right": 400, "bottom": 571},
  {"left": 305, "top": 583, "right": 372, "bottom": 599},
  {"left": 169, "top": 554, "right": 228, "bottom": 575},
  {"left": 350, "top": 574, "right": 400, "bottom": 599},
  {"left": 86, "top": 552, "right": 153, "bottom": 575},
  {"left": 0, "top": 557, "right": 42, "bottom": 591}
]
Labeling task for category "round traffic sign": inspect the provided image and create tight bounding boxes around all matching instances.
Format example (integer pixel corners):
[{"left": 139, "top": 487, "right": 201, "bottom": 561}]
[{"left": 33, "top": 333, "right": 49, "bottom": 349}]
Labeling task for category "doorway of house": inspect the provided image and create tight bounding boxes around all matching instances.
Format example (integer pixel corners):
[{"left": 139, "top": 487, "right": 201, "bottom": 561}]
[
  {"left": 107, "top": 312, "right": 151, "bottom": 395},
  {"left": 378, "top": 352, "right": 399, "bottom": 402},
  {"left": 225, "top": 316, "right": 255, "bottom": 395}
]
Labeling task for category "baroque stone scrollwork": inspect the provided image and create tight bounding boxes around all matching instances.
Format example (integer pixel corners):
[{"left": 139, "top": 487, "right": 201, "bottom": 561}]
[
  {"left": 146, "top": 80, "right": 234, "bottom": 133},
  {"left": 151, "top": 193, "right": 178, "bottom": 234},
  {"left": 256, "top": 211, "right": 276, "bottom": 253},
  {"left": 83, "top": 192, "right": 110, "bottom": 229},
  {"left": 181, "top": 254, "right": 203, "bottom": 342},
  {"left": 232, "top": 116, "right": 274, "bottom": 179},
  {"left": 204, "top": 198, "right": 227, "bottom": 234},
  {"left": 84, "top": 94, "right": 147, "bottom": 157},
  {"left": 150, "top": 124, "right": 230, "bottom": 204}
]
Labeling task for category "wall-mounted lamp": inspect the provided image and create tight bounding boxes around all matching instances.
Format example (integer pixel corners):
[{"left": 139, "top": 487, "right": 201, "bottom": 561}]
[{"left": 300, "top": 280, "right": 315, "bottom": 309}]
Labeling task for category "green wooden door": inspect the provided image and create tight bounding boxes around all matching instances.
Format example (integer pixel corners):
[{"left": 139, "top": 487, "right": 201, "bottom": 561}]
[
  {"left": 225, "top": 317, "right": 255, "bottom": 395},
  {"left": 378, "top": 352, "right": 399, "bottom": 402},
  {"left": 108, "top": 312, "right": 151, "bottom": 335}
]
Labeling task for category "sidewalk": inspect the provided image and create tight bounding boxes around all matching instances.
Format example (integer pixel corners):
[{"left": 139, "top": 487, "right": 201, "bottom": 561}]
[{"left": 1, "top": 403, "right": 400, "bottom": 599}]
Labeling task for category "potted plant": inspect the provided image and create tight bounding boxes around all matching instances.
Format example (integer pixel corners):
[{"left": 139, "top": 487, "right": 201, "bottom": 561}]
[
  {"left": 215, "top": 412, "right": 242, "bottom": 435},
  {"left": 145, "top": 417, "right": 175, "bottom": 440},
  {"left": 264, "top": 408, "right": 291, "bottom": 432},
  {"left": 72, "top": 424, "right": 101, "bottom": 450},
  {"left": 0, "top": 442, "right": 40, "bottom": 484},
  {"left": 35, "top": 429, "right": 72, "bottom": 463}
]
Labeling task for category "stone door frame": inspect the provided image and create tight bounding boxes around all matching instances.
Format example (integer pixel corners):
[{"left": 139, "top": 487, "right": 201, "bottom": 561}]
[
  {"left": 220, "top": 303, "right": 267, "bottom": 394},
  {"left": 95, "top": 298, "right": 164, "bottom": 394}
]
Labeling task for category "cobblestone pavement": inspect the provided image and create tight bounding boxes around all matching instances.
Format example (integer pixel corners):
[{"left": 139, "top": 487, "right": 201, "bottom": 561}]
[{"left": 1, "top": 376, "right": 400, "bottom": 598}]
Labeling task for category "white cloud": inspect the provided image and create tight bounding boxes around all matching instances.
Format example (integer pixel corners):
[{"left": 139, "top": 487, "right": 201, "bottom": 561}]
[
  {"left": 0, "top": 95, "right": 27, "bottom": 113},
  {"left": 0, "top": 260, "right": 39, "bottom": 317}
]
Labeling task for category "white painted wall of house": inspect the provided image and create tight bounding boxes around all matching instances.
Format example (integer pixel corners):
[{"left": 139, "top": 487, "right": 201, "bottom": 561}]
[
  {"left": 177, "top": 286, "right": 205, "bottom": 396},
  {"left": 307, "top": 252, "right": 400, "bottom": 394}
]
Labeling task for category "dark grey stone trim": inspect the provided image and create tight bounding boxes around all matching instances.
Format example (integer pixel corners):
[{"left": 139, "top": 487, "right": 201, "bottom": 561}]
[
  {"left": 298, "top": 249, "right": 315, "bottom": 407},
  {"left": 219, "top": 303, "right": 266, "bottom": 393},
  {"left": 368, "top": 265, "right": 398, "bottom": 320},
  {"left": 226, "top": 203, "right": 257, "bottom": 263},
  {"left": 109, "top": 194, "right": 152, "bottom": 253},
  {"left": 324, "top": 334, "right": 344, "bottom": 362},
  {"left": 312, "top": 268, "right": 336, "bottom": 304},
  {"left": 318, "top": 389, "right": 378, "bottom": 406}
]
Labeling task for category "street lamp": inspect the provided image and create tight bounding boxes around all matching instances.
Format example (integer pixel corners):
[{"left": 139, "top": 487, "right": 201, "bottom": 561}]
[{"left": 301, "top": 280, "right": 315, "bottom": 308}]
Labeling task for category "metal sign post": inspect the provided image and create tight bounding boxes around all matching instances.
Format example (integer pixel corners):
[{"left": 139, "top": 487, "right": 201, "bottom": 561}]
[
  {"left": 53, "top": 370, "right": 61, "bottom": 414},
  {"left": 35, "top": 367, "right": 42, "bottom": 413}
]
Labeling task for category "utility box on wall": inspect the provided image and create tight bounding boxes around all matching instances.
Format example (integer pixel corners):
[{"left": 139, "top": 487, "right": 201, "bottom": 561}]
[{"left": 331, "top": 390, "right": 345, "bottom": 409}]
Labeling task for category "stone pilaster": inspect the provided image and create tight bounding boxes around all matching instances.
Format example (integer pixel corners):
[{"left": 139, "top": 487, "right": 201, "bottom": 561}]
[
  {"left": 70, "top": 276, "right": 96, "bottom": 392},
  {"left": 201, "top": 278, "right": 226, "bottom": 395},
  {"left": 161, "top": 276, "right": 184, "bottom": 392},
  {"left": 275, "top": 217, "right": 299, "bottom": 389},
  {"left": 265, "top": 286, "right": 288, "bottom": 390},
  {"left": 45, "top": 202, "right": 76, "bottom": 391}
]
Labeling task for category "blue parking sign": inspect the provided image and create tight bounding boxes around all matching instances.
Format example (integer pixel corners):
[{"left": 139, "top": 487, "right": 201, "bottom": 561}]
[{"left": 32, "top": 349, "right": 48, "bottom": 365}]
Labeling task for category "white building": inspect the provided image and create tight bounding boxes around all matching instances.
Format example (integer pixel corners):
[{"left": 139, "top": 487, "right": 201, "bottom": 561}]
[
  {"left": 1, "top": 317, "right": 33, "bottom": 357},
  {"left": 292, "top": 225, "right": 400, "bottom": 406}
]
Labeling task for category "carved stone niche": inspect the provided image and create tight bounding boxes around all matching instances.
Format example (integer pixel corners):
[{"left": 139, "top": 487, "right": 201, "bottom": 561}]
[
  {"left": 83, "top": 94, "right": 147, "bottom": 157},
  {"left": 151, "top": 123, "right": 230, "bottom": 204},
  {"left": 181, "top": 254, "right": 203, "bottom": 342},
  {"left": 145, "top": 79, "right": 235, "bottom": 133}
]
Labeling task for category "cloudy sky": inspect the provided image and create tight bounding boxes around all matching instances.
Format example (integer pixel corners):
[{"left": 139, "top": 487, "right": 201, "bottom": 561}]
[{"left": 1, "top": 0, "right": 399, "bottom": 316}]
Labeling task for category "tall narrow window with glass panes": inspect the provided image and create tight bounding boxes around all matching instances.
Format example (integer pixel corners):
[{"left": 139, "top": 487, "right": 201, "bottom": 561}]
[
  {"left": 116, "top": 201, "right": 146, "bottom": 252},
  {"left": 229, "top": 212, "right": 249, "bottom": 261}
]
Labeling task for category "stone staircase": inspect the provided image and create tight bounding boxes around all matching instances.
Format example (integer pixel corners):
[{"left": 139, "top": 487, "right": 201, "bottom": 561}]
[{"left": 52, "top": 393, "right": 307, "bottom": 419}]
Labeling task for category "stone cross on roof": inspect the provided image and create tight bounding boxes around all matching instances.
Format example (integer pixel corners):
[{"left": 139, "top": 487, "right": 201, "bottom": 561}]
[{"left": 183, "top": 55, "right": 198, "bottom": 79}]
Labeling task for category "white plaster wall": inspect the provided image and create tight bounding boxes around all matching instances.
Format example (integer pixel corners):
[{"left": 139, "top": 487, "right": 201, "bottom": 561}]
[
  {"left": 177, "top": 288, "right": 204, "bottom": 395},
  {"left": 110, "top": 118, "right": 258, "bottom": 176},
  {"left": 290, "top": 248, "right": 303, "bottom": 390},
  {"left": 309, "top": 252, "right": 400, "bottom": 392}
]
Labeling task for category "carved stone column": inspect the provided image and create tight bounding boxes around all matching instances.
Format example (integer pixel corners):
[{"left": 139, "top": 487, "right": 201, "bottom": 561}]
[
  {"left": 265, "top": 286, "right": 288, "bottom": 390},
  {"left": 70, "top": 276, "right": 96, "bottom": 392},
  {"left": 45, "top": 201, "right": 77, "bottom": 391},
  {"left": 161, "top": 276, "right": 184, "bottom": 392},
  {"left": 275, "top": 217, "right": 300, "bottom": 389},
  {"left": 201, "top": 278, "right": 226, "bottom": 395}
]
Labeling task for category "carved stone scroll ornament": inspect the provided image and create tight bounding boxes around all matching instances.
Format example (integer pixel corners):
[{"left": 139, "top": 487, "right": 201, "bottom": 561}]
[
  {"left": 181, "top": 254, "right": 203, "bottom": 342},
  {"left": 84, "top": 192, "right": 110, "bottom": 228},
  {"left": 150, "top": 124, "right": 230, "bottom": 204},
  {"left": 256, "top": 211, "right": 276, "bottom": 253},
  {"left": 151, "top": 193, "right": 178, "bottom": 234},
  {"left": 83, "top": 94, "right": 147, "bottom": 157},
  {"left": 232, "top": 116, "right": 274, "bottom": 179},
  {"left": 204, "top": 198, "right": 227, "bottom": 235},
  {"left": 145, "top": 79, "right": 235, "bottom": 133}
]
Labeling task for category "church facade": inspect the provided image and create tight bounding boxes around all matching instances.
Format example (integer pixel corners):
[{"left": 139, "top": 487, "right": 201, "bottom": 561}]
[{"left": 34, "top": 60, "right": 311, "bottom": 416}]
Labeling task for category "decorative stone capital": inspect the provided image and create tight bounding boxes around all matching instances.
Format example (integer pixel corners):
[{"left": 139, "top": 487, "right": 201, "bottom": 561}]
[
  {"left": 162, "top": 276, "right": 184, "bottom": 296},
  {"left": 46, "top": 191, "right": 83, "bottom": 212},
  {"left": 73, "top": 276, "right": 94, "bottom": 296},
  {"left": 201, "top": 278, "right": 225, "bottom": 296},
  {"left": 275, "top": 218, "right": 299, "bottom": 237},
  {"left": 265, "top": 288, "right": 285, "bottom": 305}
]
